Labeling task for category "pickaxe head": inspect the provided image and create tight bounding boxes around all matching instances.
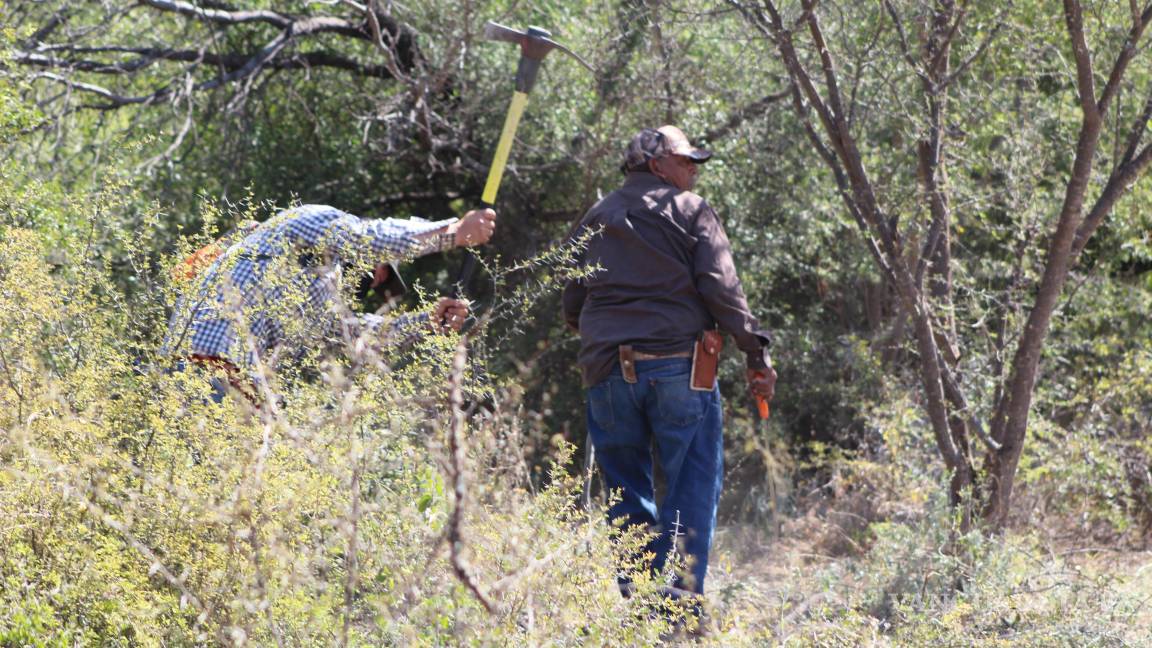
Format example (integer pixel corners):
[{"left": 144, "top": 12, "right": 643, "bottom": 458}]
[{"left": 483, "top": 21, "right": 594, "bottom": 93}]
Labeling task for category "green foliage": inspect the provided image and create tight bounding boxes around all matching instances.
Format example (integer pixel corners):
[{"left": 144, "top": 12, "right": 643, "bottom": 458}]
[
  {"left": 0, "top": 138, "right": 688, "bottom": 644},
  {"left": 734, "top": 431, "right": 1152, "bottom": 646},
  {"left": 783, "top": 515, "right": 1151, "bottom": 646},
  {"left": 4, "top": 1, "right": 1152, "bottom": 643},
  {"left": 0, "top": 26, "right": 40, "bottom": 141}
]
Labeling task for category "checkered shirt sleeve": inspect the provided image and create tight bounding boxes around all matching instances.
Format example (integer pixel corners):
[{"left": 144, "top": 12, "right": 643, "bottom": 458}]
[
  {"left": 280, "top": 204, "right": 454, "bottom": 260},
  {"left": 168, "top": 205, "right": 454, "bottom": 365},
  {"left": 360, "top": 312, "right": 429, "bottom": 347}
]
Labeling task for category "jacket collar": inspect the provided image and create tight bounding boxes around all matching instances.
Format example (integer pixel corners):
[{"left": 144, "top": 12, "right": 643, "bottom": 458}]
[{"left": 623, "top": 171, "right": 674, "bottom": 190}]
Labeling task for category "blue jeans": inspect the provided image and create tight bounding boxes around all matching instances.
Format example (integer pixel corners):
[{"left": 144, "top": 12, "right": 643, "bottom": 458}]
[{"left": 586, "top": 357, "right": 723, "bottom": 594}]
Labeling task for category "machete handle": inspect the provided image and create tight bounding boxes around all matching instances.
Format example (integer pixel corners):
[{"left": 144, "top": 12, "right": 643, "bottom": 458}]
[
  {"left": 750, "top": 369, "right": 771, "bottom": 420},
  {"left": 756, "top": 396, "right": 770, "bottom": 420}
]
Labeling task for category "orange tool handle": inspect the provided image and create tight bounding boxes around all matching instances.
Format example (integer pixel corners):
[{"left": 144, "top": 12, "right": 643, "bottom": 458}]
[
  {"left": 756, "top": 396, "right": 770, "bottom": 420},
  {"left": 751, "top": 369, "right": 771, "bottom": 420}
]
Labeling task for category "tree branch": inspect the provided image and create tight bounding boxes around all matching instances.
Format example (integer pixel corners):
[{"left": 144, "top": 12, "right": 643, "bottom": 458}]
[
  {"left": 1063, "top": 0, "right": 1100, "bottom": 119},
  {"left": 1118, "top": 85, "right": 1152, "bottom": 168},
  {"left": 940, "top": 17, "right": 1006, "bottom": 89},
  {"left": 700, "top": 86, "right": 792, "bottom": 143},
  {"left": 787, "top": 83, "right": 896, "bottom": 284},
  {"left": 1096, "top": 2, "right": 1152, "bottom": 115},
  {"left": 938, "top": 356, "right": 1001, "bottom": 452},
  {"left": 931, "top": 0, "right": 968, "bottom": 74},
  {"left": 881, "top": 0, "right": 923, "bottom": 77},
  {"left": 14, "top": 48, "right": 397, "bottom": 80},
  {"left": 743, "top": 0, "right": 962, "bottom": 472},
  {"left": 139, "top": 0, "right": 292, "bottom": 28},
  {"left": 32, "top": 72, "right": 173, "bottom": 108},
  {"left": 24, "top": 9, "right": 70, "bottom": 45},
  {"left": 801, "top": 0, "right": 850, "bottom": 130},
  {"left": 730, "top": 1, "right": 840, "bottom": 155},
  {"left": 13, "top": 2, "right": 424, "bottom": 117},
  {"left": 1071, "top": 143, "right": 1152, "bottom": 262}
]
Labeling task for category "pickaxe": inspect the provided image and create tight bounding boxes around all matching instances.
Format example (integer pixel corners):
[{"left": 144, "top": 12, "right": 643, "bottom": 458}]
[{"left": 453, "top": 22, "right": 594, "bottom": 297}]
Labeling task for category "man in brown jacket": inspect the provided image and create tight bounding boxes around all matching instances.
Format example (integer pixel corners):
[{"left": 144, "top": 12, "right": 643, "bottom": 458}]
[{"left": 563, "top": 125, "right": 777, "bottom": 597}]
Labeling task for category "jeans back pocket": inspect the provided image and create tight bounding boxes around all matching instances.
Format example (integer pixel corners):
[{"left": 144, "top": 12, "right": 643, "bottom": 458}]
[
  {"left": 588, "top": 381, "right": 615, "bottom": 431},
  {"left": 652, "top": 376, "right": 706, "bottom": 427}
]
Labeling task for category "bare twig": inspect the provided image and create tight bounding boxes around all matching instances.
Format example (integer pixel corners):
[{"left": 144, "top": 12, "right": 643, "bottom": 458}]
[
  {"left": 881, "top": 0, "right": 923, "bottom": 76},
  {"left": 700, "top": 86, "right": 792, "bottom": 143},
  {"left": 138, "top": 74, "right": 197, "bottom": 171},
  {"left": 940, "top": 19, "right": 1007, "bottom": 89},
  {"left": 937, "top": 356, "right": 1001, "bottom": 452}
]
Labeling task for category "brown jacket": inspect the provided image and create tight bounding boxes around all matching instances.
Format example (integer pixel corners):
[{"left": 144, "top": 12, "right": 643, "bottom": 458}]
[{"left": 563, "top": 172, "right": 771, "bottom": 387}]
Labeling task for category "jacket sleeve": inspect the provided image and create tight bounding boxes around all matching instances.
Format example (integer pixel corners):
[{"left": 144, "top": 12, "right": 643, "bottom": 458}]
[
  {"left": 562, "top": 280, "right": 586, "bottom": 332},
  {"left": 691, "top": 202, "right": 772, "bottom": 369}
]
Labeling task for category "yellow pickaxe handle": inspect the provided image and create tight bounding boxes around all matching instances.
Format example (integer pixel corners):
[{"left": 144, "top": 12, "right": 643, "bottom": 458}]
[{"left": 481, "top": 91, "right": 529, "bottom": 205}]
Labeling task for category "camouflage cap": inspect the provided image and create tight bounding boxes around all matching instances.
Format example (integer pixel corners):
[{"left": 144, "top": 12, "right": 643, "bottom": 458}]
[{"left": 621, "top": 125, "right": 713, "bottom": 172}]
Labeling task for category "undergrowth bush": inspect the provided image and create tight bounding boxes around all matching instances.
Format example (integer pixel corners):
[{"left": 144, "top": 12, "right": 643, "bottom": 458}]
[
  {"left": 719, "top": 375, "right": 1152, "bottom": 646},
  {"left": 2, "top": 78, "right": 1150, "bottom": 647},
  {"left": 1017, "top": 316, "right": 1152, "bottom": 544},
  {"left": 764, "top": 507, "right": 1152, "bottom": 646},
  {"left": 0, "top": 167, "right": 697, "bottom": 645}
]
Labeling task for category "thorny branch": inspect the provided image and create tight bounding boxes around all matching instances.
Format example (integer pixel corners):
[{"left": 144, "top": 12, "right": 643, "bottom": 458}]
[{"left": 447, "top": 338, "right": 495, "bottom": 612}]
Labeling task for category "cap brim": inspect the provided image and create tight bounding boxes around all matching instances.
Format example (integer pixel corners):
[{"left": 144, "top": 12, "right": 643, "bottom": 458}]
[{"left": 686, "top": 149, "right": 713, "bottom": 162}]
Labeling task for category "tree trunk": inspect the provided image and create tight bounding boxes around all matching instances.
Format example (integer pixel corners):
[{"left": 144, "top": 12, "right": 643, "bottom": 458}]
[{"left": 742, "top": 0, "right": 1152, "bottom": 530}]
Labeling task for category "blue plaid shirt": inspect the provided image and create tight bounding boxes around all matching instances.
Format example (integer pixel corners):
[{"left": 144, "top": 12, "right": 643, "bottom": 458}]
[{"left": 164, "top": 204, "right": 455, "bottom": 370}]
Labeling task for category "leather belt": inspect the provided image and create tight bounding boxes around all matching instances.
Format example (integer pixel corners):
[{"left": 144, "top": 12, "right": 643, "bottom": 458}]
[
  {"left": 188, "top": 353, "right": 241, "bottom": 373},
  {"left": 633, "top": 350, "right": 692, "bottom": 360},
  {"left": 186, "top": 354, "right": 259, "bottom": 405},
  {"left": 618, "top": 346, "right": 692, "bottom": 383}
]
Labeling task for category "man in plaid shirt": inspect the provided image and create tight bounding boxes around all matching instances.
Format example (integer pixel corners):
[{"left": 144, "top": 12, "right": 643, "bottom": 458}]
[{"left": 164, "top": 204, "right": 496, "bottom": 398}]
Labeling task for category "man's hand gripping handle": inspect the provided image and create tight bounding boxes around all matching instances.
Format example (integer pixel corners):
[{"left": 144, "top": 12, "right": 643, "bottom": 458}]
[{"left": 748, "top": 367, "right": 777, "bottom": 420}]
